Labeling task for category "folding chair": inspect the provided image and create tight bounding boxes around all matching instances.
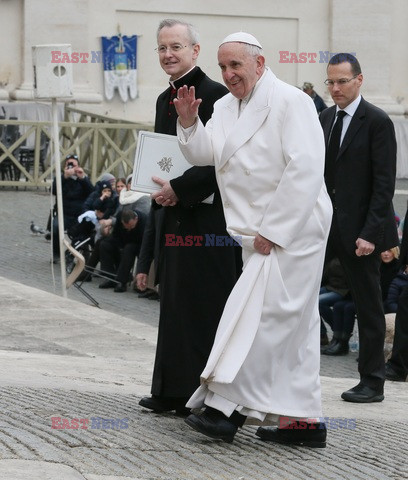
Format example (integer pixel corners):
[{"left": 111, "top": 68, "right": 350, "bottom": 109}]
[{"left": 64, "top": 237, "right": 101, "bottom": 308}]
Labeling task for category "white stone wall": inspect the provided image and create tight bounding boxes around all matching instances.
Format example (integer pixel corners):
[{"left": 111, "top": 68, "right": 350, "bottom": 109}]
[{"left": 1, "top": 0, "right": 407, "bottom": 123}]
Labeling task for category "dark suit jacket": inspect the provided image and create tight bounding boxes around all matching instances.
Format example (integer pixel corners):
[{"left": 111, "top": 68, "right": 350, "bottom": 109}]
[{"left": 320, "top": 97, "right": 398, "bottom": 255}]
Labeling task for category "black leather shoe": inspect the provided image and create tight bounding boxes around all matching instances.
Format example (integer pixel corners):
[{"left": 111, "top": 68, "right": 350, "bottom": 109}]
[
  {"left": 322, "top": 339, "right": 349, "bottom": 356},
  {"left": 341, "top": 383, "right": 384, "bottom": 403},
  {"left": 320, "top": 333, "right": 329, "bottom": 346},
  {"left": 99, "top": 280, "right": 116, "bottom": 289},
  {"left": 139, "top": 396, "right": 189, "bottom": 414},
  {"left": 114, "top": 283, "right": 127, "bottom": 293},
  {"left": 138, "top": 289, "right": 155, "bottom": 298},
  {"left": 185, "top": 412, "right": 238, "bottom": 443},
  {"left": 139, "top": 396, "right": 173, "bottom": 412},
  {"left": 385, "top": 363, "right": 407, "bottom": 382},
  {"left": 175, "top": 407, "right": 191, "bottom": 417},
  {"left": 256, "top": 421, "right": 327, "bottom": 448}
]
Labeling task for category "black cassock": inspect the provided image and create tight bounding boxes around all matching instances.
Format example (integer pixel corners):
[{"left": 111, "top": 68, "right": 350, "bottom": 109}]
[{"left": 141, "top": 66, "right": 242, "bottom": 399}]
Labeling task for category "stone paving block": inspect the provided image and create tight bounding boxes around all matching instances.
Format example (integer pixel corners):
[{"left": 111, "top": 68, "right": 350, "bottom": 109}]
[{"left": 0, "top": 459, "right": 86, "bottom": 479}]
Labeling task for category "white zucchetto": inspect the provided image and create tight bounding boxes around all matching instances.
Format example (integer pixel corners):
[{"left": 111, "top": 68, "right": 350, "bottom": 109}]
[{"left": 219, "top": 32, "right": 263, "bottom": 49}]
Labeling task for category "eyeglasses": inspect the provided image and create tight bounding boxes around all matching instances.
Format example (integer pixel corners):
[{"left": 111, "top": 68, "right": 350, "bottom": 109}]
[
  {"left": 155, "top": 44, "right": 192, "bottom": 55},
  {"left": 65, "top": 154, "right": 78, "bottom": 160},
  {"left": 324, "top": 75, "right": 359, "bottom": 87}
]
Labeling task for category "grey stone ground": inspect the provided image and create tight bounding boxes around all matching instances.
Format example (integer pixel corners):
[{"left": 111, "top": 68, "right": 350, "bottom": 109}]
[{"left": 0, "top": 185, "right": 407, "bottom": 480}]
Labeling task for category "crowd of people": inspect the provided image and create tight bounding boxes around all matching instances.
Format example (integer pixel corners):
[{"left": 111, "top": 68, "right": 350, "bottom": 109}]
[
  {"left": 50, "top": 159, "right": 151, "bottom": 294},
  {"left": 47, "top": 19, "right": 407, "bottom": 450}
]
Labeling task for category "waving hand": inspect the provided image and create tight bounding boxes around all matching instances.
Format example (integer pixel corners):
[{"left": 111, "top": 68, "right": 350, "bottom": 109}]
[{"left": 173, "top": 85, "right": 202, "bottom": 128}]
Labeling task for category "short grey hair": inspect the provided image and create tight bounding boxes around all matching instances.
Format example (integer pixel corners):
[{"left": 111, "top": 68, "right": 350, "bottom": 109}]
[
  {"left": 242, "top": 43, "right": 263, "bottom": 58},
  {"left": 157, "top": 19, "right": 200, "bottom": 45}
]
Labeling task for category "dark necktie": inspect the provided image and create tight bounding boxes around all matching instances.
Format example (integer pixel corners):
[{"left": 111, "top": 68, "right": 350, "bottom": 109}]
[{"left": 325, "top": 110, "right": 347, "bottom": 201}]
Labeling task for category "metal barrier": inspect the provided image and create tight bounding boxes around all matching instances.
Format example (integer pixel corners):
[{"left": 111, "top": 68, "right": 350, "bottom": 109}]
[{"left": 0, "top": 106, "right": 152, "bottom": 188}]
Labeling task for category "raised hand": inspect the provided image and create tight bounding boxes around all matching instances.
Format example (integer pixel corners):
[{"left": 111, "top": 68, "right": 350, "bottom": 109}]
[{"left": 173, "top": 85, "right": 202, "bottom": 128}]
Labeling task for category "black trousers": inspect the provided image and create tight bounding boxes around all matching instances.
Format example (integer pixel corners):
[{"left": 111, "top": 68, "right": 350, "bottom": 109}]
[
  {"left": 100, "top": 237, "right": 138, "bottom": 284},
  {"left": 388, "top": 284, "right": 408, "bottom": 375},
  {"left": 326, "top": 217, "right": 385, "bottom": 389}
]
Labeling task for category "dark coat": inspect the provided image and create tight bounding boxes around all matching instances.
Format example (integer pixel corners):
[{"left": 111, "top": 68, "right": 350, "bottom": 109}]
[
  {"left": 52, "top": 175, "right": 94, "bottom": 219},
  {"left": 321, "top": 257, "right": 349, "bottom": 297},
  {"left": 111, "top": 208, "right": 146, "bottom": 251},
  {"left": 83, "top": 180, "right": 119, "bottom": 219},
  {"left": 313, "top": 93, "right": 327, "bottom": 114},
  {"left": 320, "top": 97, "right": 398, "bottom": 255},
  {"left": 380, "top": 258, "right": 400, "bottom": 302},
  {"left": 140, "top": 66, "right": 242, "bottom": 398},
  {"left": 384, "top": 270, "right": 408, "bottom": 313},
  {"left": 399, "top": 208, "right": 408, "bottom": 267}
]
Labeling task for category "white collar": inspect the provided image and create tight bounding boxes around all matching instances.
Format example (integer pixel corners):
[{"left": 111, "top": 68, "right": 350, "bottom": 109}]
[
  {"left": 169, "top": 66, "right": 196, "bottom": 88},
  {"left": 337, "top": 94, "right": 361, "bottom": 117}
]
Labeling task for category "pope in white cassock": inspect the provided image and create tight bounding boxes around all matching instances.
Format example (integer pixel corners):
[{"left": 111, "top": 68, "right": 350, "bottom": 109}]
[{"left": 174, "top": 32, "right": 333, "bottom": 447}]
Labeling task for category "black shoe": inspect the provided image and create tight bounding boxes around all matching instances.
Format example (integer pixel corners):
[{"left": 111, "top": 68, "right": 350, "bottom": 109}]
[
  {"left": 148, "top": 291, "right": 160, "bottom": 300},
  {"left": 341, "top": 383, "right": 384, "bottom": 403},
  {"left": 139, "top": 396, "right": 174, "bottom": 412},
  {"left": 185, "top": 412, "right": 238, "bottom": 443},
  {"left": 256, "top": 421, "right": 326, "bottom": 448},
  {"left": 139, "top": 396, "right": 189, "bottom": 414},
  {"left": 320, "top": 333, "right": 329, "bottom": 346},
  {"left": 322, "top": 339, "right": 349, "bottom": 356},
  {"left": 114, "top": 283, "right": 127, "bottom": 293},
  {"left": 385, "top": 363, "right": 407, "bottom": 382},
  {"left": 99, "top": 280, "right": 116, "bottom": 289},
  {"left": 138, "top": 289, "right": 155, "bottom": 298},
  {"left": 175, "top": 407, "right": 191, "bottom": 417},
  {"left": 45, "top": 232, "right": 51, "bottom": 241}
]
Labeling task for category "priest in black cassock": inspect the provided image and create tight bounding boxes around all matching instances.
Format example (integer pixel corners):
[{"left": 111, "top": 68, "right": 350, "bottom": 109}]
[{"left": 137, "top": 19, "right": 242, "bottom": 414}]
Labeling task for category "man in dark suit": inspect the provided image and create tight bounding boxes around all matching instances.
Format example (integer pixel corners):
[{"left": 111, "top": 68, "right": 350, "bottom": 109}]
[
  {"left": 137, "top": 19, "right": 241, "bottom": 414},
  {"left": 320, "top": 53, "right": 398, "bottom": 403}
]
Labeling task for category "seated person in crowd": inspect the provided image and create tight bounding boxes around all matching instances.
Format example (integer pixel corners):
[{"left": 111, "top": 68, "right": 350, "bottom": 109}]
[
  {"left": 77, "top": 176, "right": 148, "bottom": 283},
  {"left": 322, "top": 247, "right": 400, "bottom": 356},
  {"left": 386, "top": 208, "right": 408, "bottom": 382},
  {"left": 319, "top": 257, "right": 349, "bottom": 346},
  {"left": 51, "top": 154, "right": 94, "bottom": 262},
  {"left": 69, "top": 181, "right": 117, "bottom": 247},
  {"left": 81, "top": 172, "right": 118, "bottom": 214},
  {"left": 384, "top": 263, "right": 408, "bottom": 314},
  {"left": 119, "top": 174, "right": 151, "bottom": 215},
  {"left": 98, "top": 208, "right": 146, "bottom": 292},
  {"left": 98, "top": 174, "right": 150, "bottom": 234}
]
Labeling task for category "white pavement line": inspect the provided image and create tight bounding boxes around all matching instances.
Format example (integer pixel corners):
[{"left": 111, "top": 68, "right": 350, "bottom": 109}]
[{"left": 395, "top": 189, "right": 408, "bottom": 194}]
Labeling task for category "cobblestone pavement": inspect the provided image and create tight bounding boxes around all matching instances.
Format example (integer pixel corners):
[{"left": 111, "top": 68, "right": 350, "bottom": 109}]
[
  {"left": 0, "top": 186, "right": 408, "bottom": 479},
  {"left": 0, "top": 385, "right": 407, "bottom": 480}
]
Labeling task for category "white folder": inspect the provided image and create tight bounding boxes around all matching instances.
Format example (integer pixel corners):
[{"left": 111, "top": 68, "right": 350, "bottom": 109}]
[{"left": 130, "top": 130, "right": 191, "bottom": 194}]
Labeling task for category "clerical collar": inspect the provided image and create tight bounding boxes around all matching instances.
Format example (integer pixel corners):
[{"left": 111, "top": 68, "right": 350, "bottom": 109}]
[{"left": 169, "top": 66, "right": 197, "bottom": 89}]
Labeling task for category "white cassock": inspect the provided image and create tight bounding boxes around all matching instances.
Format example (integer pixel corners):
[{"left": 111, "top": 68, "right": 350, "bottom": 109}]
[{"left": 177, "top": 67, "right": 333, "bottom": 424}]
